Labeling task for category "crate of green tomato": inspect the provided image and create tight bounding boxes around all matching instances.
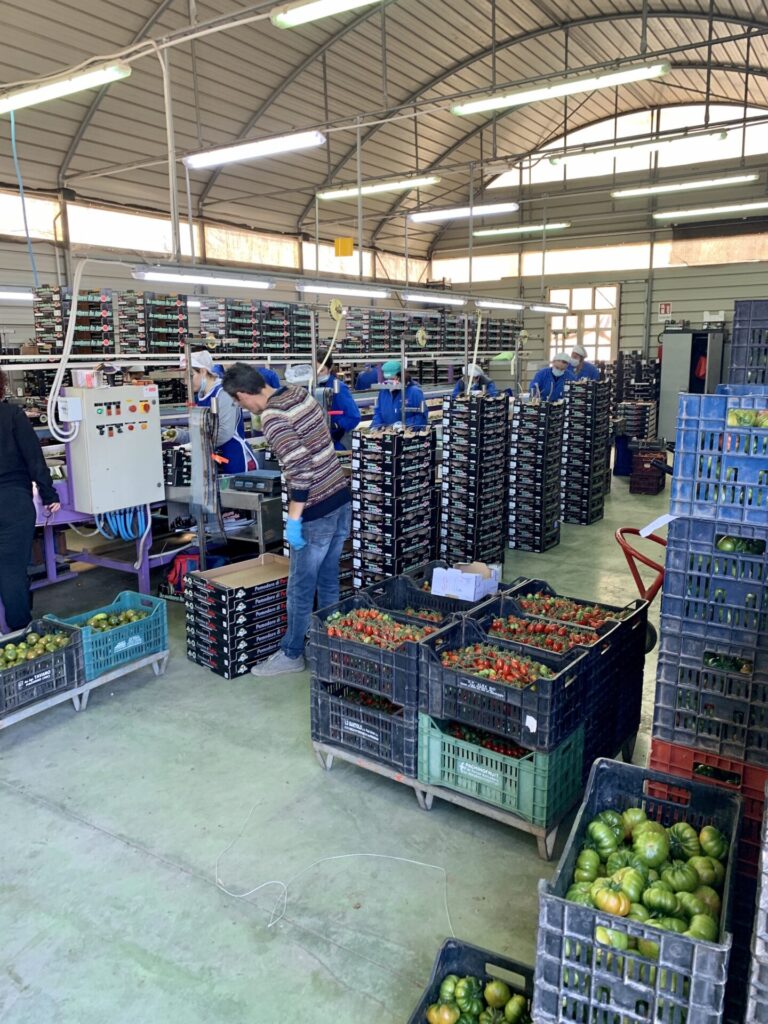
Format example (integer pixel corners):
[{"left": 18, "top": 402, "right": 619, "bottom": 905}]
[
  {"left": 407, "top": 938, "right": 533, "bottom": 1024},
  {"left": 534, "top": 758, "right": 741, "bottom": 1024},
  {"left": 0, "top": 619, "right": 83, "bottom": 715}
]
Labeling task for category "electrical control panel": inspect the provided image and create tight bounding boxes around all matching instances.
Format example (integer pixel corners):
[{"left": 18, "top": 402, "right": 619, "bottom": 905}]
[{"left": 62, "top": 385, "right": 165, "bottom": 514}]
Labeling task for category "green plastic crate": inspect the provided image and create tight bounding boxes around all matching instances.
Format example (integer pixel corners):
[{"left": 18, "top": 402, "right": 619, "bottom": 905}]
[{"left": 417, "top": 713, "right": 584, "bottom": 827}]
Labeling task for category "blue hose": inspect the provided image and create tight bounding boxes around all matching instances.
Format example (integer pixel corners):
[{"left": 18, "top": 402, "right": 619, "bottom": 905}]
[{"left": 95, "top": 506, "right": 147, "bottom": 542}]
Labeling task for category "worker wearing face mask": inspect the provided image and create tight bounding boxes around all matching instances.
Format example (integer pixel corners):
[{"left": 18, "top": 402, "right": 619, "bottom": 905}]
[
  {"left": 530, "top": 352, "right": 572, "bottom": 401},
  {"left": 179, "top": 350, "right": 257, "bottom": 473},
  {"left": 452, "top": 363, "right": 498, "bottom": 399},
  {"left": 314, "top": 357, "right": 361, "bottom": 450},
  {"left": 370, "top": 360, "right": 428, "bottom": 428},
  {"left": 570, "top": 344, "right": 600, "bottom": 381}
]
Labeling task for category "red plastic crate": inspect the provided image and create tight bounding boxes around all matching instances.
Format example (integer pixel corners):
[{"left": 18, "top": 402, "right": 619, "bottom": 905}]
[{"left": 649, "top": 736, "right": 765, "bottom": 876}]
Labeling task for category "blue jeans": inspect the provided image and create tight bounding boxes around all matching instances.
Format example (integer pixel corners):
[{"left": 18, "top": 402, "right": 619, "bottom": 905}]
[{"left": 281, "top": 502, "right": 351, "bottom": 659}]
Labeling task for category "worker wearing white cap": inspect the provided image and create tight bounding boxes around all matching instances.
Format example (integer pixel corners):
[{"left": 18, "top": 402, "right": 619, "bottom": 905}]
[
  {"left": 182, "top": 350, "right": 256, "bottom": 473},
  {"left": 570, "top": 344, "right": 600, "bottom": 381},
  {"left": 530, "top": 351, "right": 571, "bottom": 401},
  {"left": 451, "top": 363, "right": 498, "bottom": 399}
]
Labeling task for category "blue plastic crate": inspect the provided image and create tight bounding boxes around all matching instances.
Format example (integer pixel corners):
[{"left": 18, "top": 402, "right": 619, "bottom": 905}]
[
  {"left": 660, "top": 582, "right": 768, "bottom": 651},
  {"left": 665, "top": 517, "right": 767, "bottom": 587},
  {"left": 534, "top": 759, "right": 742, "bottom": 1024},
  {"left": 46, "top": 591, "right": 167, "bottom": 682}
]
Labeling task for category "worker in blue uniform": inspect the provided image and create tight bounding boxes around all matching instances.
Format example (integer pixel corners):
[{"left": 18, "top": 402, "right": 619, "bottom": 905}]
[
  {"left": 186, "top": 350, "right": 256, "bottom": 473},
  {"left": 371, "top": 360, "right": 428, "bottom": 429},
  {"left": 569, "top": 344, "right": 601, "bottom": 381},
  {"left": 213, "top": 360, "right": 280, "bottom": 388},
  {"left": 530, "top": 352, "right": 571, "bottom": 401},
  {"left": 355, "top": 364, "right": 379, "bottom": 390},
  {"left": 315, "top": 357, "right": 361, "bottom": 450},
  {"left": 452, "top": 363, "right": 498, "bottom": 398}
]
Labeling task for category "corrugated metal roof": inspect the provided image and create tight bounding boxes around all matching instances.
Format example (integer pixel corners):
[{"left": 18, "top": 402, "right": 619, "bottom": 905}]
[{"left": 0, "top": 0, "right": 765, "bottom": 256}]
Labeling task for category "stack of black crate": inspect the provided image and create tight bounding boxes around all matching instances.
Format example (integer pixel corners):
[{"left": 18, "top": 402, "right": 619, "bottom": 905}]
[
  {"left": 440, "top": 393, "right": 507, "bottom": 564},
  {"left": 350, "top": 428, "right": 434, "bottom": 589},
  {"left": 507, "top": 397, "right": 564, "bottom": 552},
  {"left": 562, "top": 380, "right": 610, "bottom": 525}
]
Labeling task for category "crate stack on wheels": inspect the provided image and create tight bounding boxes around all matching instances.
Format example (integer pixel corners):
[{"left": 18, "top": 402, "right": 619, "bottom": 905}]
[
  {"left": 507, "top": 397, "right": 564, "bottom": 552},
  {"left": 730, "top": 300, "right": 768, "bottom": 386},
  {"left": 439, "top": 393, "right": 507, "bottom": 564},
  {"left": 561, "top": 379, "right": 610, "bottom": 525},
  {"left": 648, "top": 384, "right": 768, "bottom": 1023},
  {"left": 349, "top": 427, "right": 434, "bottom": 590}
]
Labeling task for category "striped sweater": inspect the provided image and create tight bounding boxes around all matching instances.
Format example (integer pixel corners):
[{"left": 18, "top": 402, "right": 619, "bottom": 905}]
[{"left": 261, "top": 386, "right": 350, "bottom": 521}]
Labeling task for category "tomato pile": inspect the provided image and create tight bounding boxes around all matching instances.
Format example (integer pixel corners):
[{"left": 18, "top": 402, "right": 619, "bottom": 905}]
[
  {"left": 325, "top": 608, "right": 436, "bottom": 649},
  {"left": 404, "top": 606, "right": 444, "bottom": 623},
  {"left": 489, "top": 614, "right": 599, "bottom": 652},
  {"left": 340, "top": 689, "right": 399, "bottom": 714},
  {"left": 426, "top": 973, "right": 531, "bottom": 1023},
  {"left": 515, "top": 592, "right": 617, "bottom": 629},
  {"left": 447, "top": 722, "right": 528, "bottom": 759},
  {"left": 566, "top": 805, "right": 730, "bottom": 959},
  {"left": 440, "top": 642, "right": 552, "bottom": 686}
]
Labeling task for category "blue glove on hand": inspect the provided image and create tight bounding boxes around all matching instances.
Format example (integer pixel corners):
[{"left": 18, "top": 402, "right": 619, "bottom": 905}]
[{"left": 285, "top": 517, "right": 306, "bottom": 550}]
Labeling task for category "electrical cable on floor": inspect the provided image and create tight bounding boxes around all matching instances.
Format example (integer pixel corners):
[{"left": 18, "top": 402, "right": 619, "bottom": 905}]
[
  {"left": 214, "top": 802, "right": 455, "bottom": 936},
  {"left": 9, "top": 111, "right": 39, "bottom": 288}
]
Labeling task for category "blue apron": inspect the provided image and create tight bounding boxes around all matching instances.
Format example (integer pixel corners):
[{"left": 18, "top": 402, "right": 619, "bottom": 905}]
[{"left": 197, "top": 379, "right": 255, "bottom": 474}]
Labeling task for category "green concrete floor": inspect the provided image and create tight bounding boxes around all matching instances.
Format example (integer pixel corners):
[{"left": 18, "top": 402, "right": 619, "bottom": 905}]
[{"left": 0, "top": 478, "right": 668, "bottom": 1024}]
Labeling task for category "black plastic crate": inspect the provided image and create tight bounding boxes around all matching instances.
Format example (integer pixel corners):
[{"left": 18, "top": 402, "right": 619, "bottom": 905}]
[
  {"left": 0, "top": 619, "right": 83, "bottom": 714},
  {"left": 419, "top": 617, "right": 587, "bottom": 751},
  {"left": 406, "top": 938, "right": 534, "bottom": 1024},
  {"left": 364, "top": 574, "right": 475, "bottom": 620},
  {"left": 534, "top": 758, "right": 742, "bottom": 1024},
  {"left": 310, "top": 677, "right": 418, "bottom": 774}
]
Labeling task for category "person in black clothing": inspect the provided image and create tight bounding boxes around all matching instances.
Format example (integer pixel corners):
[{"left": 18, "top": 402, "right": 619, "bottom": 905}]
[{"left": 0, "top": 370, "right": 61, "bottom": 631}]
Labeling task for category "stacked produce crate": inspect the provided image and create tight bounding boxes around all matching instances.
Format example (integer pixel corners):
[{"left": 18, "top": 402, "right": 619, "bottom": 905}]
[
  {"left": 617, "top": 398, "right": 657, "bottom": 439},
  {"left": 163, "top": 445, "right": 191, "bottom": 486},
  {"left": 628, "top": 442, "right": 668, "bottom": 495},
  {"left": 617, "top": 349, "right": 661, "bottom": 403},
  {"left": 143, "top": 293, "right": 189, "bottom": 352},
  {"left": 648, "top": 384, "right": 768, "bottom": 1023},
  {"left": 440, "top": 393, "right": 507, "bottom": 564},
  {"left": 730, "top": 299, "right": 768, "bottom": 386},
  {"left": 184, "top": 555, "right": 288, "bottom": 678},
  {"left": 199, "top": 297, "right": 259, "bottom": 351},
  {"left": 561, "top": 379, "right": 609, "bottom": 525},
  {"left": 507, "top": 397, "right": 564, "bottom": 552},
  {"left": 33, "top": 286, "right": 116, "bottom": 352},
  {"left": 349, "top": 427, "right": 434, "bottom": 589},
  {"left": 598, "top": 361, "right": 617, "bottom": 496}
]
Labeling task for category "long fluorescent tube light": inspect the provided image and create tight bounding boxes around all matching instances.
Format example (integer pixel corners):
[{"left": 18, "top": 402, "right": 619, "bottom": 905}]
[
  {"left": 296, "top": 280, "right": 391, "bottom": 299},
  {"left": 401, "top": 291, "right": 466, "bottom": 307},
  {"left": 132, "top": 266, "right": 273, "bottom": 289},
  {"left": 317, "top": 176, "right": 440, "bottom": 200},
  {"left": 0, "top": 288, "right": 34, "bottom": 302},
  {"left": 653, "top": 200, "right": 768, "bottom": 221},
  {"left": 452, "top": 62, "right": 669, "bottom": 117},
  {"left": 409, "top": 201, "right": 520, "bottom": 223},
  {"left": 184, "top": 130, "right": 326, "bottom": 170},
  {"left": 474, "top": 222, "right": 570, "bottom": 238},
  {"left": 549, "top": 131, "right": 727, "bottom": 167},
  {"left": 271, "top": 0, "right": 379, "bottom": 28},
  {"left": 612, "top": 173, "right": 759, "bottom": 198},
  {"left": 0, "top": 62, "right": 131, "bottom": 115},
  {"left": 475, "top": 299, "right": 526, "bottom": 311},
  {"left": 529, "top": 303, "right": 569, "bottom": 314}
]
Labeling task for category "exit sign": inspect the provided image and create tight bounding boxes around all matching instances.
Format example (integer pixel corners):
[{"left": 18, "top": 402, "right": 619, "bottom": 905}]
[{"left": 658, "top": 301, "right": 672, "bottom": 318}]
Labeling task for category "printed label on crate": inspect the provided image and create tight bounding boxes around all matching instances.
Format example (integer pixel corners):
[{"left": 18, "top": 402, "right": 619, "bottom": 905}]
[
  {"left": 457, "top": 759, "right": 501, "bottom": 785},
  {"left": 456, "top": 674, "right": 509, "bottom": 700},
  {"left": 341, "top": 718, "right": 380, "bottom": 743},
  {"left": 112, "top": 633, "right": 144, "bottom": 654},
  {"left": 16, "top": 666, "right": 55, "bottom": 693}
]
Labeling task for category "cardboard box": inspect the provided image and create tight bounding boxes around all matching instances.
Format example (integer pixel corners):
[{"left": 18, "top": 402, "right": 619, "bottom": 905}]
[
  {"left": 184, "top": 553, "right": 289, "bottom": 601},
  {"left": 431, "top": 561, "right": 500, "bottom": 602}
]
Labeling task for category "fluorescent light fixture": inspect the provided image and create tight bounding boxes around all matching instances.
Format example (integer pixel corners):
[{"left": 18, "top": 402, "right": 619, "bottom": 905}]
[
  {"left": 401, "top": 290, "right": 466, "bottom": 307},
  {"left": 452, "top": 62, "right": 669, "bottom": 117},
  {"left": 475, "top": 299, "right": 526, "bottom": 311},
  {"left": 0, "top": 62, "right": 131, "bottom": 115},
  {"left": 473, "top": 222, "right": 570, "bottom": 238},
  {"left": 409, "top": 201, "right": 520, "bottom": 223},
  {"left": 529, "top": 303, "right": 569, "bottom": 314},
  {"left": 0, "top": 288, "right": 33, "bottom": 302},
  {"left": 549, "top": 131, "right": 727, "bottom": 167},
  {"left": 183, "top": 130, "right": 326, "bottom": 170},
  {"left": 132, "top": 266, "right": 273, "bottom": 289},
  {"left": 612, "top": 173, "right": 759, "bottom": 198},
  {"left": 296, "top": 280, "right": 391, "bottom": 299},
  {"left": 653, "top": 200, "right": 768, "bottom": 221},
  {"left": 271, "top": 0, "right": 379, "bottom": 29},
  {"left": 317, "top": 176, "right": 440, "bottom": 201}
]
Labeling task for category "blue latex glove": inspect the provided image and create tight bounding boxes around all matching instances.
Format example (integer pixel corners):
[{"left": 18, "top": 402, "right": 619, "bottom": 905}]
[{"left": 285, "top": 517, "right": 306, "bottom": 550}]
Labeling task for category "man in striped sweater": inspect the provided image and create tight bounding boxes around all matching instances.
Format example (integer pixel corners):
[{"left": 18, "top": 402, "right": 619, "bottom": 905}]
[{"left": 223, "top": 363, "right": 351, "bottom": 676}]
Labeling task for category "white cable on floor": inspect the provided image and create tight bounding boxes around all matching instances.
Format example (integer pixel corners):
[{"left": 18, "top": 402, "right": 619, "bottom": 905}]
[{"left": 214, "top": 802, "right": 455, "bottom": 935}]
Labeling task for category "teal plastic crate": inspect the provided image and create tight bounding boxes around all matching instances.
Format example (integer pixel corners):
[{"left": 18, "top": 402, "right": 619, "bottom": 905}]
[
  {"left": 417, "top": 713, "right": 584, "bottom": 827},
  {"left": 46, "top": 591, "right": 167, "bottom": 681}
]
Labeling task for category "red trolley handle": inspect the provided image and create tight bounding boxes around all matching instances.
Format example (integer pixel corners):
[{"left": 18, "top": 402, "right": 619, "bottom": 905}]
[{"left": 615, "top": 526, "right": 667, "bottom": 604}]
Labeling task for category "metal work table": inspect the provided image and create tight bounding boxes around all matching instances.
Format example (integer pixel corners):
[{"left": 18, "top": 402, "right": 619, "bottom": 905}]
[{"left": 165, "top": 484, "right": 283, "bottom": 550}]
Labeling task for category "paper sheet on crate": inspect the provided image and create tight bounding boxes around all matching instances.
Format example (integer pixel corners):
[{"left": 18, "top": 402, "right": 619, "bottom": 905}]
[{"left": 639, "top": 513, "right": 676, "bottom": 538}]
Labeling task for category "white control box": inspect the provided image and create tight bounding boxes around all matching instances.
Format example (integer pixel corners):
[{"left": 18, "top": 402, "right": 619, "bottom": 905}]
[{"left": 64, "top": 385, "right": 165, "bottom": 514}]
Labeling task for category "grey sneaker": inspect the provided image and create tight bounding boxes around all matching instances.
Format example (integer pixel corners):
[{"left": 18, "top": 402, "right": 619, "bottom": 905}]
[{"left": 250, "top": 650, "right": 305, "bottom": 677}]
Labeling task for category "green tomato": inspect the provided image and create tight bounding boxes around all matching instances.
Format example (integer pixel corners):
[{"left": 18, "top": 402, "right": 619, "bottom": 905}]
[
  {"left": 504, "top": 994, "right": 528, "bottom": 1023},
  {"left": 628, "top": 903, "right": 651, "bottom": 922},
  {"left": 596, "top": 810, "right": 625, "bottom": 842},
  {"left": 685, "top": 913, "right": 719, "bottom": 942},
  {"left": 605, "top": 850, "right": 649, "bottom": 880},
  {"left": 634, "top": 819, "right": 666, "bottom": 836},
  {"left": 687, "top": 856, "right": 722, "bottom": 889},
  {"left": 655, "top": 917, "right": 688, "bottom": 934},
  {"left": 667, "top": 822, "right": 701, "bottom": 860},
  {"left": 676, "top": 892, "right": 708, "bottom": 920},
  {"left": 567, "top": 882, "right": 595, "bottom": 907},
  {"left": 633, "top": 827, "right": 670, "bottom": 868},
  {"left": 637, "top": 937, "right": 660, "bottom": 961},
  {"left": 478, "top": 1010, "right": 505, "bottom": 1024},
  {"left": 586, "top": 820, "right": 620, "bottom": 861},
  {"left": 699, "top": 825, "right": 729, "bottom": 861},
  {"left": 693, "top": 885, "right": 722, "bottom": 920},
  {"left": 484, "top": 981, "right": 512, "bottom": 1009},
  {"left": 621, "top": 807, "right": 648, "bottom": 838},
  {"left": 661, "top": 860, "right": 700, "bottom": 893},
  {"left": 595, "top": 926, "right": 630, "bottom": 951},
  {"left": 642, "top": 881, "right": 679, "bottom": 915},
  {"left": 439, "top": 975, "right": 459, "bottom": 1003},
  {"left": 454, "top": 977, "right": 484, "bottom": 1017},
  {"left": 574, "top": 849, "right": 602, "bottom": 883},
  {"left": 612, "top": 867, "right": 645, "bottom": 903}
]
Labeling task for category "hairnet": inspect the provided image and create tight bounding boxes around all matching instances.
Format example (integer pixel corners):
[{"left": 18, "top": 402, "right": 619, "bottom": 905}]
[{"left": 382, "top": 359, "right": 402, "bottom": 378}]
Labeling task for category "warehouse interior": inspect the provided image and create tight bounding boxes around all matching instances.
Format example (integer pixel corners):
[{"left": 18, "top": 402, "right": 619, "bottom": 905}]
[{"left": 1, "top": 2, "right": 767, "bottom": 1023}]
